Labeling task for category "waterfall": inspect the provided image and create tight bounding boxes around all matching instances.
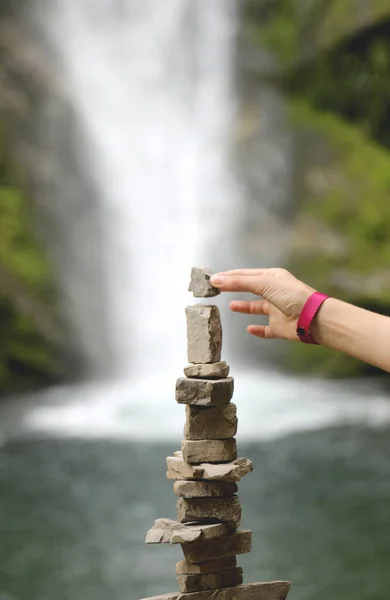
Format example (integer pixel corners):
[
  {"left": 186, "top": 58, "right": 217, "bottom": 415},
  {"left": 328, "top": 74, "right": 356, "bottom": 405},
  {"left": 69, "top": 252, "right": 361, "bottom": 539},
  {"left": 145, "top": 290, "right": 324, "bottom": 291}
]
[{"left": 32, "top": 0, "right": 240, "bottom": 380}]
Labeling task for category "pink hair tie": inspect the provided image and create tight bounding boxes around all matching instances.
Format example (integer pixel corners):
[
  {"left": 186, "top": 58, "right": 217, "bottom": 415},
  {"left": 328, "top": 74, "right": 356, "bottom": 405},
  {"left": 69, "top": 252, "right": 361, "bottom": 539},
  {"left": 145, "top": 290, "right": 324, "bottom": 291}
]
[{"left": 296, "top": 292, "right": 330, "bottom": 344}]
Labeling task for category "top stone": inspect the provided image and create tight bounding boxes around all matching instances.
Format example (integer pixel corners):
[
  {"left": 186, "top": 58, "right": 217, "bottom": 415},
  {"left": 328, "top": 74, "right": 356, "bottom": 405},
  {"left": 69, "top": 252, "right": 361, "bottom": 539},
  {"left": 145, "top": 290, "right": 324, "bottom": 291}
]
[{"left": 189, "top": 267, "right": 221, "bottom": 298}]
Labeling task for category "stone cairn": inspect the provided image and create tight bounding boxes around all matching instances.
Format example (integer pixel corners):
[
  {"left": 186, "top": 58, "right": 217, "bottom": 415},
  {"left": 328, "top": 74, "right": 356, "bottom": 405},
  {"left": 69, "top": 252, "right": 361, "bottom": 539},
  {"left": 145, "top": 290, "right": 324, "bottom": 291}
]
[{"left": 141, "top": 268, "right": 291, "bottom": 600}]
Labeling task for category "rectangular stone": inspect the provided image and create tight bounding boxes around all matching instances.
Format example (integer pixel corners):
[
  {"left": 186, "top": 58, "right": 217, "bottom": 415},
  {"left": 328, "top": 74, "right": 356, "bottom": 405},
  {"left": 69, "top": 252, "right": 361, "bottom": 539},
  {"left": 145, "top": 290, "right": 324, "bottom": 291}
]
[
  {"left": 182, "top": 439, "right": 237, "bottom": 464},
  {"left": 177, "top": 567, "right": 243, "bottom": 593},
  {"left": 186, "top": 305, "right": 222, "bottom": 363},
  {"left": 173, "top": 480, "right": 238, "bottom": 498},
  {"left": 181, "top": 530, "right": 252, "bottom": 563},
  {"left": 188, "top": 267, "right": 221, "bottom": 298},
  {"left": 177, "top": 497, "right": 241, "bottom": 529},
  {"left": 175, "top": 557, "right": 237, "bottom": 575},
  {"left": 166, "top": 454, "right": 253, "bottom": 482},
  {"left": 140, "top": 581, "right": 291, "bottom": 600},
  {"left": 176, "top": 378, "right": 234, "bottom": 407},
  {"left": 145, "top": 519, "right": 231, "bottom": 545},
  {"left": 184, "top": 404, "right": 237, "bottom": 441},
  {"left": 184, "top": 361, "right": 230, "bottom": 379}
]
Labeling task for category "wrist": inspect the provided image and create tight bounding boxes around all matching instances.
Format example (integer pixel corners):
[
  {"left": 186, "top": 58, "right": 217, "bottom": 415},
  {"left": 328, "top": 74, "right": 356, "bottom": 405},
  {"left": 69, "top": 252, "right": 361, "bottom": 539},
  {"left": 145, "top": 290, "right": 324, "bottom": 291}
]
[{"left": 296, "top": 292, "right": 330, "bottom": 344}]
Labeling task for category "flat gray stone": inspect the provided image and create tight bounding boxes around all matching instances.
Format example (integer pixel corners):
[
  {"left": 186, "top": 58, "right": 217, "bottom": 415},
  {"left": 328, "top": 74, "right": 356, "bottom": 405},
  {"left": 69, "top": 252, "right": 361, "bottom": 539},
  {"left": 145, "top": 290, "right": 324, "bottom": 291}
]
[
  {"left": 145, "top": 519, "right": 231, "bottom": 545},
  {"left": 188, "top": 267, "right": 221, "bottom": 298},
  {"left": 175, "top": 557, "right": 237, "bottom": 575},
  {"left": 180, "top": 530, "right": 252, "bottom": 563},
  {"left": 177, "top": 496, "right": 241, "bottom": 529},
  {"left": 181, "top": 439, "right": 237, "bottom": 464},
  {"left": 139, "top": 581, "right": 291, "bottom": 600},
  {"left": 173, "top": 480, "right": 238, "bottom": 498},
  {"left": 176, "top": 378, "right": 234, "bottom": 407},
  {"left": 171, "top": 523, "right": 231, "bottom": 545},
  {"left": 166, "top": 454, "right": 253, "bottom": 482},
  {"left": 177, "top": 567, "right": 243, "bottom": 593},
  {"left": 184, "top": 404, "right": 237, "bottom": 441},
  {"left": 184, "top": 361, "right": 230, "bottom": 379},
  {"left": 186, "top": 305, "right": 222, "bottom": 364}
]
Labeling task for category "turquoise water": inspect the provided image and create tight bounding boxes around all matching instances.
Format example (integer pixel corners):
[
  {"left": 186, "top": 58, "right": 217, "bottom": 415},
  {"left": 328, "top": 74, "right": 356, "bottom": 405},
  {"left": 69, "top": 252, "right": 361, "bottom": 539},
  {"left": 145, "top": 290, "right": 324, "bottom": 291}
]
[{"left": 1, "top": 428, "right": 390, "bottom": 600}]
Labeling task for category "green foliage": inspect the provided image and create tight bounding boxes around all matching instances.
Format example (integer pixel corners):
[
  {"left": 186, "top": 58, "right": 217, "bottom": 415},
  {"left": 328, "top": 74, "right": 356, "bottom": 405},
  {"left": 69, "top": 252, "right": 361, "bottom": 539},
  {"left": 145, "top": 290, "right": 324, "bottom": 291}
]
[
  {"left": 286, "top": 101, "right": 390, "bottom": 376},
  {"left": 285, "top": 20, "right": 390, "bottom": 149},
  {"left": 0, "top": 149, "right": 61, "bottom": 393}
]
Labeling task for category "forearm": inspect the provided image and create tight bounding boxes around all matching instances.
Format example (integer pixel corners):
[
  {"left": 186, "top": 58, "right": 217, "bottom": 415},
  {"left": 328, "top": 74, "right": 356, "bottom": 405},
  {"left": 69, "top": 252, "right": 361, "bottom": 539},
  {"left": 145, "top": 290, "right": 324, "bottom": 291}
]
[{"left": 311, "top": 298, "right": 390, "bottom": 373}]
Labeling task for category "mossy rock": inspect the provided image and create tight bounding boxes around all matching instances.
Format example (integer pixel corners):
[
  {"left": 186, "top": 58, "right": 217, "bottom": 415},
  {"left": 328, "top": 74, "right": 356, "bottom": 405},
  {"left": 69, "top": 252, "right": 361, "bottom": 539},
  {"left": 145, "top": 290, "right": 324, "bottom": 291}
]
[{"left": 285, "top": 100, "right": 390, "bottom": 377}]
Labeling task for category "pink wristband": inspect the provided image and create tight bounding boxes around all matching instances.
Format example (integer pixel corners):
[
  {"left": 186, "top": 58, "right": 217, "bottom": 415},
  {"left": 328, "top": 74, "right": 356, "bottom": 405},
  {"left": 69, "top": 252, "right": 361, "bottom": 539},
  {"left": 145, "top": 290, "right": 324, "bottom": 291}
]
[{"left": 296, "top": 292, "right": 330, "bottom": 344}]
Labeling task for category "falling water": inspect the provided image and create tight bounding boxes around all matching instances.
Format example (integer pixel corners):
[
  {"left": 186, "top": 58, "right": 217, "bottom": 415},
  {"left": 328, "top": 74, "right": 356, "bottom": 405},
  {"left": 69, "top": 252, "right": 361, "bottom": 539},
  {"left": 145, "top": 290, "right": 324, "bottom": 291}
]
[
  {"left": 33, "top": 0, "right": 240, "bottom": 379},
  {"left": 8, "top": 0, "right": 390, "bottom": 443}
]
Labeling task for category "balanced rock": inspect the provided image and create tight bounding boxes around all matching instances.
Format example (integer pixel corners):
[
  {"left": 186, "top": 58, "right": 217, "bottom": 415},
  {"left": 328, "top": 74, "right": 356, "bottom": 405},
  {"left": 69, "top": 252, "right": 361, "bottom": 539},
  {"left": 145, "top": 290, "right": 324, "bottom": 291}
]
[
  {"left": 186, "top": 305, "right": 222, "bottom": 364},
  {"left": 184, "top": 361, "right": 230, "bottom": 379},
  {"left": 180, "top": 530, "right": 252, "bottom": 563},
  {"left": 166, "top": 454, "right": 253, "bottom": 482},
  {"left": 173, "top": 480, "right": 238, "bottom": 498},
  {"left": 181, "top": 439, "right": 237, "bottom": 464},
  {"left": 140, "top": 581, "right": 291, "bottom": 600},
  {"left": 177, "top": 496, "right": 241, "bottom": 528},
  {"left": 176, "top": 378, "right": 233, "bottom": 407},
  {"left": 184, "top": 404, "right": 237, "bottom": 441},
  {"left": 177, "top": 567, "right": 243, "bottom": 593},
  {"left": 145, "top": 519, "right": 231, "bottom": 545},
  {"left": 175, "top": 557, "right": 237, "bottom": 575},
  {"left": 188, "top": 267, "right": 221, "bottom": 298}
]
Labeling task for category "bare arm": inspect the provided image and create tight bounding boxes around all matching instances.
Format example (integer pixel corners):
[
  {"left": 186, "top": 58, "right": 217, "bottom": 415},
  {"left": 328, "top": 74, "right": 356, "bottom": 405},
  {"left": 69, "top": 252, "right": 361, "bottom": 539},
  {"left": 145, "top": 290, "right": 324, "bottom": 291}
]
[{"left": 312, "top": 298, "right": 390, "bottom": 373}]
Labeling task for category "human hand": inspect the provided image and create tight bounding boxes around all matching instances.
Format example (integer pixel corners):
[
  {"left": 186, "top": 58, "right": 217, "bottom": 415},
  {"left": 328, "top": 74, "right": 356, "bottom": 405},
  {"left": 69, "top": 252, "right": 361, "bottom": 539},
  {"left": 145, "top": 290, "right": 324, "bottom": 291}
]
[{"left": 210, "top": 268, "right": 315, "bottom": 341}]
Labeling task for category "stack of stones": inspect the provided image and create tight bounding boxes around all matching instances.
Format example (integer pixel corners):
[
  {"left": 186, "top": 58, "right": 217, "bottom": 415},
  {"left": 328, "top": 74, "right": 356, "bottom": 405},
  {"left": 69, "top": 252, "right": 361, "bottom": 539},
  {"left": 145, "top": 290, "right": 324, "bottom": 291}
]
[{"left": 142, "top": 268, "right": 291, "bottom": 600}]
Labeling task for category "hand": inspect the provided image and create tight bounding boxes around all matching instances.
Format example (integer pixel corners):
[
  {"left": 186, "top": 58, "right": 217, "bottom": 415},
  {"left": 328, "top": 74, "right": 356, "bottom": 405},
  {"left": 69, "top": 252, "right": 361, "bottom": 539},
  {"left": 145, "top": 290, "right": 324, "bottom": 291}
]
[{"left": 210, "top": 268, "right": 315, "bottom": 341}]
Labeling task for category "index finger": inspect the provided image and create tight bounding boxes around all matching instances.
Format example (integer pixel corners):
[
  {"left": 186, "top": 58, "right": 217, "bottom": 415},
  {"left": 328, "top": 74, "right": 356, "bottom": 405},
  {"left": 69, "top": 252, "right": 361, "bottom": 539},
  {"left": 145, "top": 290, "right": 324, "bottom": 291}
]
[
  {"left": 210, "top": 273, "right": 269, "bottom": 296},
  {"left": 215, "top": 269, "right": 267, "bottom": 276}
]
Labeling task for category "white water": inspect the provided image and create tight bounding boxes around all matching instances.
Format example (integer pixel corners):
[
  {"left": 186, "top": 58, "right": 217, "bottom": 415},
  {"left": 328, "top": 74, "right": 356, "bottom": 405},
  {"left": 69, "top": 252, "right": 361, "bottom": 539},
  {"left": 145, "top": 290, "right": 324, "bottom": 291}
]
[
  {"left": 3, "top": 371, "right": 389, "bottom": 443},
  {"left": 36, "top": 0, "right": 240, "bottom": 378}
]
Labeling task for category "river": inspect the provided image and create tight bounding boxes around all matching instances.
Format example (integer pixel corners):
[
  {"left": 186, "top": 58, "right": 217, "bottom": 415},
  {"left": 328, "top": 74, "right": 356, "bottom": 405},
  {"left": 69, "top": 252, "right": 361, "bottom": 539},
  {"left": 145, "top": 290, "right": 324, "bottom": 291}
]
[{"left": 1, "top": 374, "right": 390, "bottom": 600}]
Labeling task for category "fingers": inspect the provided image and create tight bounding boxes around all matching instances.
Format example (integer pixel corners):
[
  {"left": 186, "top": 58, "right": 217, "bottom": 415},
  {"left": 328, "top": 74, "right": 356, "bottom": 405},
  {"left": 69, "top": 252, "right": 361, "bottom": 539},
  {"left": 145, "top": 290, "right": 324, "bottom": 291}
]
[
  {"left": 216, "top": 269, "right": 268, "bottom": 276},
  {"left": 247, "top": 324, "right": 275, "bottom": 339},
  {"left": 210, "top": 273, "right": 270, "bottom": 295},
  {"left": 230, "top": 300, "right": 270, "bottom": 315}
]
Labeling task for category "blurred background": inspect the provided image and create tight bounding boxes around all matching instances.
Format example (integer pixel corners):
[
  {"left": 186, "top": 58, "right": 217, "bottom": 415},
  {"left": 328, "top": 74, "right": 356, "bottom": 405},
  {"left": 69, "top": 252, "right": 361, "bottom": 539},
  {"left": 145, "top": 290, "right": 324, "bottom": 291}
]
[{"left": 1, "top": 1, "right": 390, "bottom": 599}]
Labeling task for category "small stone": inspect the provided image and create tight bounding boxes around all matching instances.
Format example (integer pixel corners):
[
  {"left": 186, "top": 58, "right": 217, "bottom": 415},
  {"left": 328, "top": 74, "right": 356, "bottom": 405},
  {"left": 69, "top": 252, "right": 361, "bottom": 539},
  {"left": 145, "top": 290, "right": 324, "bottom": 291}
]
[
  {"left": 175, "top": 557, "right": 237, "bottom": 575},
  {"left": 177, "top": 567, "right": 243, "bottom": 593},
  {"left": 184, "top": 404, "right": 237, "bottom": 441},
  {"left": 181, "top": 439, "right": 237, "bottom": 464},
  {"left": 173, "top": 480, "right": 238, "bottom": 498},
  {"left": 145, "top": 519, "right": 231, "bottom": 545},
  {"left": 176, "top": 378, "right": 234, "bottom": 407},
  {"left": 186, "top": 305, "right": 222, "bottom": 363},
  {"left": 184, "top": 361, "right": 230, "bottom": 379},
  {"left": 188, "top": 267, "right": 221, "bottom": 298},
  {"left": 177, "top": 496, "right": 241, "bottom": 529},
  {"left": 139, "top": 581, "right": 291, "bottom": 600},
  {"left": 180, "top": 530, "right": 252, "bottom": 563},
  {"left": 166, "top": 454, "right": 253, "bottom": 482}
]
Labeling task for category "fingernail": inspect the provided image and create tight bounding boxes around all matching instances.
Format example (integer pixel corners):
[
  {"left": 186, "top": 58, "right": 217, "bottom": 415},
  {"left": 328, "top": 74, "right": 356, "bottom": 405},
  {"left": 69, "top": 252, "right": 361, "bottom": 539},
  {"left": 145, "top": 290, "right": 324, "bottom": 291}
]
[{"left": 210, "top": 274, "right": 224, "bottom": 287}]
